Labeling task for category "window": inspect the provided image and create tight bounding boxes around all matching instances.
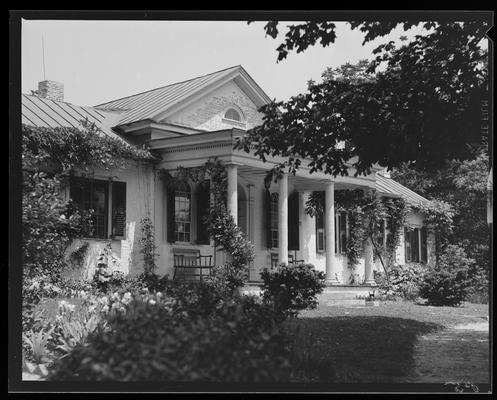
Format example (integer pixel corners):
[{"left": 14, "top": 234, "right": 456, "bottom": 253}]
[
  {"left": 70, "top": 177, "right": 126, "bottom": 239},
  {"left": 315, "top": 210, "right": 347, "bottom": 253},
  {"left": 270, "top": 193, "right": 279, "bottom": 248},
  {"left": 224, "top": 108, "right": 241, "bottom": 122},
  {"left": 174, "top": 181, "right": 192, "bottom": 243},
  {"left": 336, "top": 211, "right": 347, "bottom": 254},
  {"left": 405, "top": 227, "right": 428, "bottom": 263},
  {"left": 316, "top": 211, "right": 325, "bottom": 252}
]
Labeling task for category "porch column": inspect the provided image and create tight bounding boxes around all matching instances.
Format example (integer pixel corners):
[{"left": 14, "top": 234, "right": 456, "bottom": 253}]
[
  {"left": 363, "top": 238, "right": 376, "bottom": 285},
  {"left": 226, "top": 164, "right": 238, "bottom": 223},
  {"left": 325, "top": 181, "right": 339, "bottom": 284},
  {"left": 278, "top": 172, "right": 288, "bottom": 264}
]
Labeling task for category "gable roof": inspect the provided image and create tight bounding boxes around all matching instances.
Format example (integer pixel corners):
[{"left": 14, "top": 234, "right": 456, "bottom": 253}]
[
  {"left": 94, "top": 65, "right": 271, "bottom": 126},
  {"left": 21, "top": 94, "right": 127, "bottom": 143},
  {"left": 376, "top": 172, "right": 430, "bottom": 206}
]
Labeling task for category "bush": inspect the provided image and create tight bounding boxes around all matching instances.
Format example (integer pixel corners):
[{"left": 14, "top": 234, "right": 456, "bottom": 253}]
[
  {"left": 419, "top": 244, "right": 474, "bottom": 306},
  {"left": 48, "top": 290, "right": 291, "bottom": 381},
  {"left": 375, "top": 263, "right": 428, "bottom": 301},
  {"left": 260, "top": 263, "right": 326, "bottom": 319}
]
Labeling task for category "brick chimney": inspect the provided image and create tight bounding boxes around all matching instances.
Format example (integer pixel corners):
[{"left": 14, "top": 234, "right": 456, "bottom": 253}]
[{"left": 37, "top": 80, "right": 64, "bottom": 102}]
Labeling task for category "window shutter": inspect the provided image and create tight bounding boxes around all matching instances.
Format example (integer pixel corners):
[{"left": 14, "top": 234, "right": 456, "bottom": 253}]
[
  {"left": 265, "top": 188, "right": 272, "bottom": 249},
  {"left": 420, "top": 227, "right": 428, "bottom": 263},
  {"left": 412, "top": 228, "right": 420, "bottom": 262},
  {"left": 288, "top": 192, "right": 299, "bottom": 250},
  {"left": 196, "top": 181, "right": 210, "bottom": 245},
  {"left": 405, "top": 227, "right": 411, "bottom": 262},
  {"left": 111, "top": 182, "right": 126, "bottom": 238},
  {"left": 167, "top": 184, "right": 176, "bottom": 243}
]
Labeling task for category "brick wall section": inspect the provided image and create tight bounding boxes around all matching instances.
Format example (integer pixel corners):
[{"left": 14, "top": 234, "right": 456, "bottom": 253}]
[
  {"left": 38, "top": 80, "right": 64, "bottom": 102},
  {"left": 163, "top": 80, "right": 263, "bottom": 131}
]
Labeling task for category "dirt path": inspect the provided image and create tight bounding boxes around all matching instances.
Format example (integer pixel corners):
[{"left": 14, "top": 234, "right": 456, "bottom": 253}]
[{"left": 403, "top": 320, "right": 490, "bottom": 385}]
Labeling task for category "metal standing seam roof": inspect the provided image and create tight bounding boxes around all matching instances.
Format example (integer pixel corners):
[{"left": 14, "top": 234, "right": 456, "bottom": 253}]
[
  {"left": 21, "top": 94, "right": 127, "bottom": 143},
  {"left": 376, "top": 172, "right": 430, "bottom": 206},
  {"left": 94, "top": 65, "right": 245, "bottom": 126}
]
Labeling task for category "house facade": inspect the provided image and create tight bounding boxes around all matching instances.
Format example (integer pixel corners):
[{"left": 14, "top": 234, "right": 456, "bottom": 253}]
[{"left": 22, "top": 65, "right": 435, "bottom": 284}]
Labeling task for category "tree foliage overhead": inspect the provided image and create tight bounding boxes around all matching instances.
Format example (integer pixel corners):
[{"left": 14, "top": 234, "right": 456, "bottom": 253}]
[{"left": 237, "top": 21, "right": 489, "bottom": 177}]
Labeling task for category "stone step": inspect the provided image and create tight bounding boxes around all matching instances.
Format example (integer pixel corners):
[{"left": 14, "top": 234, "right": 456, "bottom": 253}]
[
  {"left": 318, "top": 291, "right": 370, "bottom": 300},
  {"left": 320, "top": 298, "right": 366, "bottom": 307}
]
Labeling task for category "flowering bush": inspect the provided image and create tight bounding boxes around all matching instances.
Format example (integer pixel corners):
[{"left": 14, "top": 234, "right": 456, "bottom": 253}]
[
  {"left": 419, "top": 244, "right": 474, "bottom": 306},
  {"left": 260, "top": 263, "right": 326, "bottom": 319},
  {"left": 374, "top": 263, "right": 428, "bottom": 300},
  {"left": 48, "top": 292, "right": 291, "bottom": 381}
]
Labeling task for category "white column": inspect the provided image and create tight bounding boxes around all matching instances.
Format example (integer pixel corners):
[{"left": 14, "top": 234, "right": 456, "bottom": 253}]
[
  {"left": 226, "top": 164, "right": 238, "bottom": 223},
  {"left": 325, "top": 181, "right": 339, "bottom": 284},
  {"left": 278, "top": 172, "right": 288, "bottom": 264},
  {"left": 363, "top": 238, "right": 375, "bottom": 285}
]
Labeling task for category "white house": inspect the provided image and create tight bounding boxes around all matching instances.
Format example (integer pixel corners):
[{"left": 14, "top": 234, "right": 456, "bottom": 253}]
[{"left": 22, "top": 65, "right": 435, "bottom": 285}]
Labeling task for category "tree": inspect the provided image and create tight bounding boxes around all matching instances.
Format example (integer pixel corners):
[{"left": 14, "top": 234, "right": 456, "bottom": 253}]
[{"left": 237, "top": 21, "right": 489, "bottom": 178}]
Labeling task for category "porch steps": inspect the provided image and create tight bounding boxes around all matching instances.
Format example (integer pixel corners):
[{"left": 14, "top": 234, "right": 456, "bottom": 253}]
[{"left": 241, "top": 284, "right": 379, "bottom": 307}]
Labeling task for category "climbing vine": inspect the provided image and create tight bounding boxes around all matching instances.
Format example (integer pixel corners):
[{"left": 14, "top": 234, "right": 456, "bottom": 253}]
[
  {"left": 159, "top": 157, "right": 254, "bottom": 293},
  {"left": 22, "top": 123, "right": 157, "bottom": 285},
  {"left": 305, "top": 189, "right": 408, "bottom": 276}
]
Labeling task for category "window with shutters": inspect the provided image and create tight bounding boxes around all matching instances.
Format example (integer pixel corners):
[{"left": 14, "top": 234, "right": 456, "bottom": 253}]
[
  {"left": 405, "top": 227, "right": 428, "bottom": 263},
  {"left": 70, "top": 177, "right": 126, "bottom": 239}
]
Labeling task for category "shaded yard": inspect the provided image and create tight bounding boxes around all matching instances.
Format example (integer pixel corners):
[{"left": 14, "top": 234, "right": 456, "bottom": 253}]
[{"left": 285, "top": 301, "right": 489, "bottom": 384}]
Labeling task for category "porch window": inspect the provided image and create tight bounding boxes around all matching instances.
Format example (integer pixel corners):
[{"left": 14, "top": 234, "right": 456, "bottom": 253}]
[
  {"left": 336, "top": 211, "right": 347, "bottom": 254},
  {"left": 316, "top": 211, "right": 325, "bottom": 252},
  {"left": 174, "top": 181, "right": 192, "bottom": 243},
  {"left": 315, "top": 210, "right": 347, "bottom": 253},
  {"left": 70, "top": 177, "right": 126, "bottom": 239},
  {"left": 404, "top": 227, "right": 428, "bottom": 263},
  {"left": 270, "top": 192, "right": 279, "bottom": 248}
]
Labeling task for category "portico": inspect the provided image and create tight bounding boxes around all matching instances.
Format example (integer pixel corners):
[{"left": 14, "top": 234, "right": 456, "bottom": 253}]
[{"left": 150, "top": 128, "right": 379, "bottom": 284}]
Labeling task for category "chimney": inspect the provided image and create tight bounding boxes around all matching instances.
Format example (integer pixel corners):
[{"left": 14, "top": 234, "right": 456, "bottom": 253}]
[
  {"left": 380, "top": 168, "right": 391, "bottom": 178},
  {"left": 37, "top": 80, "right": 64, "bottom": 102}
]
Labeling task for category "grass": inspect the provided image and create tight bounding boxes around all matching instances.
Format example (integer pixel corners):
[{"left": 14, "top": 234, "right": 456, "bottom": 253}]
[{"left": 284, "top": 301, "right": 489, "bottom": 383}]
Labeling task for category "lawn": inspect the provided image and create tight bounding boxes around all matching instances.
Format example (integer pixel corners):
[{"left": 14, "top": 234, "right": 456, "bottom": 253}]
[{"left": 284, "top": 301, "right": 489, "bottom": 383}]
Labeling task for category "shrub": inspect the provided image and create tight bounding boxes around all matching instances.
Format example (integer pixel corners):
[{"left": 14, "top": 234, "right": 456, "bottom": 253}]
[
  {"left": 260, "top": 263, "right": 326, "bottom": 319},
  {"left": 207, "top": 203, "right": 255, "bottom": 293},
  {"left": 419, "top": 244, "right": 474, "bottom": 306},
  {"left": 48, "top": 291, "right": 291, "bottom": 381},
  {"left": 375, "top": 263, "right": 428, "bottom": 301}
]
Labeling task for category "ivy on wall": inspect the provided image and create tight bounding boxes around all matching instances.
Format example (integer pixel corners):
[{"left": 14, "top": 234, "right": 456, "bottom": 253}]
[
  {"left": 305, "top": 189, "right": 408, "bottom": 277},
  {"left": 22, "top": 122, "right": 157, "bottom": 283}
]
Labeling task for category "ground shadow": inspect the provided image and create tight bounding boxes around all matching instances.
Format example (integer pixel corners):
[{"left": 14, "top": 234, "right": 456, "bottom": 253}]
[{"left": 283, "top": 315, "right": 442, "bottom": 383}]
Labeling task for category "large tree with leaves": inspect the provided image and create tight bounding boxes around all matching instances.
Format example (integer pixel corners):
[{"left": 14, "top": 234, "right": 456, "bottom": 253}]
[{"left": 236, "top": 20, "right": 489, "bottom": 178}]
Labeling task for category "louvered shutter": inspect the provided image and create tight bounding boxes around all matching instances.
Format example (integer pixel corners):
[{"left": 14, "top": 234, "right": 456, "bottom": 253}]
[
  {"left": 288, "top": 192, "right": 299, "bottom": 250},
  {"left": 265, "top": 188, "right": 272, "bottom": 249},
  {"left": 167, "top": 184, "right": 176, "bottom": 243},
  {"left": 111, "top": 181, "right": 126, "bottom": 238},
  {"left": 420, "top": 227, "right": 428, "bottom": 263},
  {"left": 405, "top": 227, "right": 411, "bottom": 262},
  {"left": 196, "top": 181, "right": 211, "bottom": 244}
]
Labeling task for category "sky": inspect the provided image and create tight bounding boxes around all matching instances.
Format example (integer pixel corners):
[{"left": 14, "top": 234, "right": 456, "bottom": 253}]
[{"left": 22, "top": 19, "right": 427, "bottom": 106}]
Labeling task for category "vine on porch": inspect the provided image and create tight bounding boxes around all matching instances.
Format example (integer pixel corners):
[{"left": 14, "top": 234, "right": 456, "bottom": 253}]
[
  {"left": 159, "top": 157, "right": 255, "bottom": 293},
  {"left": 305, "top": 189, "right": 408, "bottom": 279}
]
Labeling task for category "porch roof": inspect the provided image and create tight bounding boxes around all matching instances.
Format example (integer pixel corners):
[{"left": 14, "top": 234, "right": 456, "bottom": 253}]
[{"left": 376, "top": 172, "right": 431, "bottom": 206}]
